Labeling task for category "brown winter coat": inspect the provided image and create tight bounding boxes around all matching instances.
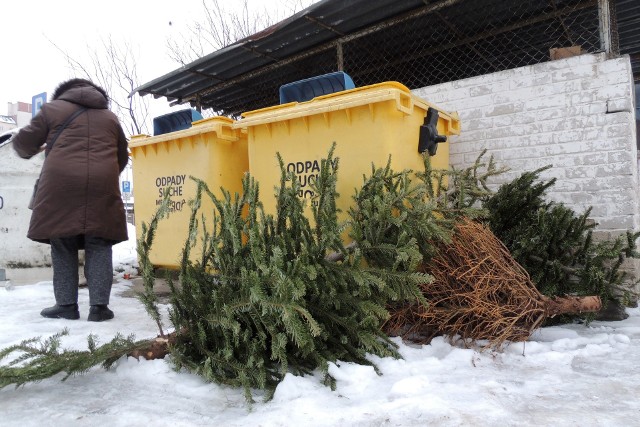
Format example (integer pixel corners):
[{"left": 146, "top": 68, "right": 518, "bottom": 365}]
[{"left": 12, "top": 81, "right": 129, "bottom": 244}]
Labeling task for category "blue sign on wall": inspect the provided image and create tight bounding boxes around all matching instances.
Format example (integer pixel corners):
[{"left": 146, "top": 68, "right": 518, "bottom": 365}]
[
  {"left": 32, "top": 92, "right": 47, "bottom": 117},
  {"left": 122, "top": 181, "right": 131, "bottom": 193}
]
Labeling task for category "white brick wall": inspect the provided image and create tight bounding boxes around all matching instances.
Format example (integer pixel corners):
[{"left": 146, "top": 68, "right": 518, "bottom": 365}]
[{"left": 414, "top": 53, "right": 639, "bottom": 236}]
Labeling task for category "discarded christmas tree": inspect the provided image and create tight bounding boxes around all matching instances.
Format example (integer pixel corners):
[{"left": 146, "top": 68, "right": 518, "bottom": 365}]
[
  {"left": 164, "top": 147, "right": 431, "bottom": 401},
  {"left": 483, "top": 167, "right": 640, "bottom": 319},
  {"left": 382, "top": 155, "right": 611, "bottom": 347},
  {"left": 385, "top": 218, "right": 602, "bottom": 349}
]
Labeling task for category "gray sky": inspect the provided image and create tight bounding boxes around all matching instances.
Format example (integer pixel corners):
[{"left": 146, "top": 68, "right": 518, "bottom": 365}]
[
  {"left": 0, "top": 0, "right": 201, "bottom": 113},
  {"left": 0, "top": 0, "right": 311, "bottom": 123}
]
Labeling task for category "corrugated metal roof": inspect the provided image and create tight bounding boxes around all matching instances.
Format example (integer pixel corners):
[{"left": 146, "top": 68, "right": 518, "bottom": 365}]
[
  {"left": 135, "top": 0, "right": 424, "bottom": 110},
  {"left": 135, "top": 0, "right": 640, "bottom": 116}
]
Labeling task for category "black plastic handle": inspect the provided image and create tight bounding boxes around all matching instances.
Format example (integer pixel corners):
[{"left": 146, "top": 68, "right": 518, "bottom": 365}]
[{"left": 418, "top": 107, "right": 447, "bottom": 156}]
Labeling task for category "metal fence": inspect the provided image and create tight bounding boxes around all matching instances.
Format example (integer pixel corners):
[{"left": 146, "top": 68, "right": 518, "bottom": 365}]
[
  {"left": 320, "top": 1, "right": 615, "bottom": 86},
  {"left": 218, "top": 0, "right": 620, "bottom": 116}
]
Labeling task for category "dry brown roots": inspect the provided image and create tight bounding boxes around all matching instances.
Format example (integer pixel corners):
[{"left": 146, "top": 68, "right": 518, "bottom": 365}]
[{"left": 384, "top": 218, "right": 601, "bottom": 349}]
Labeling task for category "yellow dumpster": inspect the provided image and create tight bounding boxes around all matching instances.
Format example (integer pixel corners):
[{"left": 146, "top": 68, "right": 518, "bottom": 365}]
[
  {"left": 129, "top": 116, "right": 249, "bottom": 268},
  {"left": 235, "top": 81, "right": 460, "bottom": 223}
]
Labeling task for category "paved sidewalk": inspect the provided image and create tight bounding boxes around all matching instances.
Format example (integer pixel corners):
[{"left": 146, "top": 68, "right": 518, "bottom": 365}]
[
  {"left": 2, "top": 267, "right": 90, "bottom": 289},
  {"left": 1, "top": 267, "right": 174, "bottom": 302},
  {"left": 119, "top": 276, "right": 173, "bottom": 302},
  {"left": 2, "top": 267, "right": 56, "bottom": 286}
]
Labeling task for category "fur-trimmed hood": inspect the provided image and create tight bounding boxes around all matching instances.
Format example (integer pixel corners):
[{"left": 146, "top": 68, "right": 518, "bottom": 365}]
[{"left": 51, "top": 79, "right": 109, "bottom": 109}]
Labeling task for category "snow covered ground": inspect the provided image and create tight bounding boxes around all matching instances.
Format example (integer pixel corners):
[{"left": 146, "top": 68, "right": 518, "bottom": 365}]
[{"left": 1, "top": 227, "right": 640, "bottom": 427}]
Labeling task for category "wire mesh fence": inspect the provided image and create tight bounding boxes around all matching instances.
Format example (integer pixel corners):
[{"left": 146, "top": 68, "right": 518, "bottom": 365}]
[
  {"left": 344, "top": 0, "right": 607, "bottom": 88},
  {"left": 332, "top": 1, "right": 612, "bottom": 87},
  {"left": 213, "top": 0, "right": 617, "bottom": 116}
]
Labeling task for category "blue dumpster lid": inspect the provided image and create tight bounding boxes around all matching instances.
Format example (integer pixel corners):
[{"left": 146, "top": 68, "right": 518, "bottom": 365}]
[
  {"left": 153, "top": 109, "right": 203, "bottom": 136},
  {"left": 279, "top": 72, "right": 356, "bottom": 104}
]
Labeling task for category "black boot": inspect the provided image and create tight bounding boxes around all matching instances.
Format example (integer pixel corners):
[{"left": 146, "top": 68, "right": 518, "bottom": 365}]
[
  {"left": 40, "top": 303, "right": 80, "bottom": 320},
  {"left": 88, "top": 305, "right": 114, "bottom": 322}
]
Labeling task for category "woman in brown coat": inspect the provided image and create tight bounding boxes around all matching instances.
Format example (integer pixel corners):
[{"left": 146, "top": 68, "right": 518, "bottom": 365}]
[{"left": 11, "top": 78, "right": 129, "bottom": 321}]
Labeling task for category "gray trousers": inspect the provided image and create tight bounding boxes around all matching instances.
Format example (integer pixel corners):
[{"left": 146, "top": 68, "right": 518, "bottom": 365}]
[{"left": 50, "top": 235, "right": 113, "bottom": 306}]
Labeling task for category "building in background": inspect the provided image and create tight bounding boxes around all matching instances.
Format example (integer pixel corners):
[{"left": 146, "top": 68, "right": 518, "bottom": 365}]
[
  {"left": 0, "top": 115, "right": 16, "bottom": 133},
  {"left": 7, "top": 102, "right": 32, "bottom": 127}
]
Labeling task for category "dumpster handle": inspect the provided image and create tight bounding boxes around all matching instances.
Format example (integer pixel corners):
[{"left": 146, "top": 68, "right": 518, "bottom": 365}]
[
  {"left": 217, "top": 124, "right": 239, "bottom": 141},
  {"left": 395, "top": 92, "right": 414, "bottom": 115},
  {"left": 418, "top": 107, "right": 448, "bottom": 156}
]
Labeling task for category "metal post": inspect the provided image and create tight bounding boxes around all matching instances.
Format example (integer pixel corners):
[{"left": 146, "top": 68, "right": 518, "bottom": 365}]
[
  {"left": 336, "top": 42, "right": 344, "bottom": 71},
  {"left": 598, "top": 0, "right": 612, "bottom": 56}
]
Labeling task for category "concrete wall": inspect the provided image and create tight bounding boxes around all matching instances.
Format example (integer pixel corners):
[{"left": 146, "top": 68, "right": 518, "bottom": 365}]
[
  {"left": 414, "top": 53, "right": 640, "bottom": 288},
  {"left": 0, "top": 142, "right": 51, "bottom": 267}
]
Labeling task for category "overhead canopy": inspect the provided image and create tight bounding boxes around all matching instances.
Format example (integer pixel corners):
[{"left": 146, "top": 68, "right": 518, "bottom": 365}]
[{"left": 134, "top": 0, "right": 640, "bottom": 117}]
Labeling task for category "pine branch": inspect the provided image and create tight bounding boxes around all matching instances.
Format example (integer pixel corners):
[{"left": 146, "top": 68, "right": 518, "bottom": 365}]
[
  {"left": 0, "top": 330, "right": 156, "bottom": 389},
  {"left": 135, "top": 189, "right": 172, "bottom": 338},
  {"left": 420, "top": 149, "right": 508, "bottom": 218}
]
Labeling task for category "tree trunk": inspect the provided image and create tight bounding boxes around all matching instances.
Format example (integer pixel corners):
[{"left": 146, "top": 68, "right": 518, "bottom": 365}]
[
  {"left": 542, "top": 295, "right": 602, "bottom": 317},
  {"left": 128, "top": 332, "right": 176, "bottom": 360}
]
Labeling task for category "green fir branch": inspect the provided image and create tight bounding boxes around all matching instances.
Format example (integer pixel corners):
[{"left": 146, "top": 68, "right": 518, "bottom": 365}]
[
  {"left": 484, "top": 166, "right": 640, "bottom": 320},
  {"left": 135, "top": 188, "right": 173, "bottom": 338},
  {"left": 0, "top": 329, "right": 149, "bottom": 389}
]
